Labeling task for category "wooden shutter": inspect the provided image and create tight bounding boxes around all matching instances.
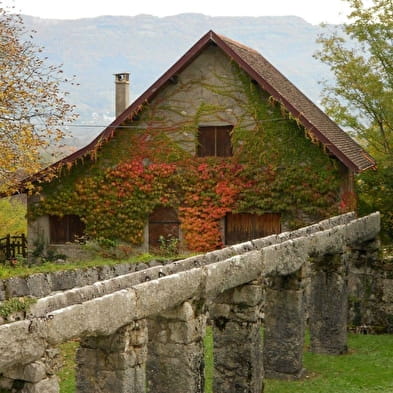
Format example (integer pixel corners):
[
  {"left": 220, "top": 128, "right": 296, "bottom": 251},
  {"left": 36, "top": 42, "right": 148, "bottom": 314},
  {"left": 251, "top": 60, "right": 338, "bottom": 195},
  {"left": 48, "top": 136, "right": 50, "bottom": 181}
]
[
  {"left": 148, "top": 207, "right": 180, "bottom": 249},
  {"left": 49, "top": 215, "right": 85, "bottom": 244},
  {"left": 197, "top": 126, "right": 232, "bottom": 157},
  {"left": 197, "top": 127, "right": 216, "bottom": 157},
  {"left": 225, "top": 213, "right": 281, "bottom": 245},
  {"left": 216, "top": 126, "right": 232, "bottom": 157}
]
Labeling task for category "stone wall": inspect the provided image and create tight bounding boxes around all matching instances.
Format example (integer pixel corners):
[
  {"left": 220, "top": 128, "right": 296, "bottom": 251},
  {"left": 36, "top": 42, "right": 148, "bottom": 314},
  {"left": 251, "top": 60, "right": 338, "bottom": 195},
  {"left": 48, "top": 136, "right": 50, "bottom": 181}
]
[
  {"left": 348, "top": 239, "right": 393, "bottom": 333},
  {"left": 0, "top": 212, "right": 384, "bottom": 393},
  {"left": 0, "top": 259, "right": 163, "bottom": 301}
]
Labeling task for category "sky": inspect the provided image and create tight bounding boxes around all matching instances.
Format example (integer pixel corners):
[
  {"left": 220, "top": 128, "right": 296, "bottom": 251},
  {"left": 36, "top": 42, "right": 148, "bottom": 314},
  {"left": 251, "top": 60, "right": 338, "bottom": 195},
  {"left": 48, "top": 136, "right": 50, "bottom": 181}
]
[{"left": 2, "top": 0, "right": 355, "bottom": 25}]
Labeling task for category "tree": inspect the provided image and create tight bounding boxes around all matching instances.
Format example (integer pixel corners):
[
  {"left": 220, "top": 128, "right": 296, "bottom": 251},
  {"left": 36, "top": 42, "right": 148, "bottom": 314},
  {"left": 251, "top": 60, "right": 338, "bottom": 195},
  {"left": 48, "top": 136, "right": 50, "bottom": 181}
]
[
  {"left": 0, "top": 196, "right": 26, "bottom": 237},
  {"left": 0, "top": 3, "right": 76, "bottom": 194},
  {"left": 315, "top": 0, "right": 393, "bottom": 165},
  {"left": 315, "top": 0, "right": 393, "bottom": 240}
]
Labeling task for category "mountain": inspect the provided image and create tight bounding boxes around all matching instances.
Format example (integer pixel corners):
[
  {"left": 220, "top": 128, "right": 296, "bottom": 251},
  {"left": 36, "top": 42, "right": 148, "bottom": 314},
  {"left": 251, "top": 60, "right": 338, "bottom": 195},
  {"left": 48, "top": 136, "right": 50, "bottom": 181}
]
[{"left": 21, "top": 13, "right": 334, "bottom": 146}]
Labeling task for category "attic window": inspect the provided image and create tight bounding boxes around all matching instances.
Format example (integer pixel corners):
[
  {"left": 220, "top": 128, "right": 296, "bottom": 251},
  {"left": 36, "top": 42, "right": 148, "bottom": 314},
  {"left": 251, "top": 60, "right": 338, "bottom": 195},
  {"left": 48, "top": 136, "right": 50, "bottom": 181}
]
[
  {"left": 197, "top": 125, "right": 233, "bottom": 157},
  {"left": 49, "top": 215, "right": 85, "bottom": 244}
]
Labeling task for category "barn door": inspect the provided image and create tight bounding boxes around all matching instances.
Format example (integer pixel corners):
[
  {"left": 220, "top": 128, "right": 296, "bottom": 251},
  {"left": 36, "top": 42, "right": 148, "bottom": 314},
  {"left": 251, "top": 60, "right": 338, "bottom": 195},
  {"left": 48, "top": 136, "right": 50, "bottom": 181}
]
[
  {"left": 225, "top": 213, "right": 281, "bottom": 245},
  {"left": 148, "top": 207, "right": 180, "bottom": 250},
  {"left": 49, "top": 215, "right": 85, "bottom": 244}
]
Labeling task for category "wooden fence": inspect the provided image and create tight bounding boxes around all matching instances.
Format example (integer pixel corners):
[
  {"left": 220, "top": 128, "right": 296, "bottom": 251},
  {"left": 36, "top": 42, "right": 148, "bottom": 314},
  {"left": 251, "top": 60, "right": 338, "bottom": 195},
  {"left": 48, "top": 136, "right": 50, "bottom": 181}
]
[{"left": 0, "top": 234, "right": 27, "bottom": 260}]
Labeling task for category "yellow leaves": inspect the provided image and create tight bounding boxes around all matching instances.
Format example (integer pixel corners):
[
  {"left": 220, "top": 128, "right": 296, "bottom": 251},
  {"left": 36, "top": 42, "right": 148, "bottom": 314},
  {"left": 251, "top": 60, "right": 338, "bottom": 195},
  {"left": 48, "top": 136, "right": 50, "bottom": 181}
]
[{"left": 0, "top": 6, "right": 77, "bottom": 195}]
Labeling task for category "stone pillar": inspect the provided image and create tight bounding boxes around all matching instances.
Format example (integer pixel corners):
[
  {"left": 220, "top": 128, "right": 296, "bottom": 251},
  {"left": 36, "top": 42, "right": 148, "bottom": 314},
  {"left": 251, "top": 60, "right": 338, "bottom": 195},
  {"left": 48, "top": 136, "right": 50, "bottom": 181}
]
[
  {"left": 263, "top": 270, "right": 305, "bottom": 380},
  {"left": 76, "top": 320, "right": 147, "bottom": 393},
  {"left": 309, "top": 252, "right": 348, "bottom": 354},
  {"left": 3, "top": 346, "right": 61, "bottom": 393},
  {"left": 210, "top": 280, "right": 264, "bottom": 393},
  {"left": 147, "top": 301, "right": 207, "bottom": 393}
]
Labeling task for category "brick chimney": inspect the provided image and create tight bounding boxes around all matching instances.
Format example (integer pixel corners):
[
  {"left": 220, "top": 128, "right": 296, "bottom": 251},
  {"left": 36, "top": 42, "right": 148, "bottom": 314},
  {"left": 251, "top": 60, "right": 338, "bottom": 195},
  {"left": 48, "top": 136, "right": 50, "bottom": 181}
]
[{"left": 114, "top": 73, "right": 130, "bottom": 117}]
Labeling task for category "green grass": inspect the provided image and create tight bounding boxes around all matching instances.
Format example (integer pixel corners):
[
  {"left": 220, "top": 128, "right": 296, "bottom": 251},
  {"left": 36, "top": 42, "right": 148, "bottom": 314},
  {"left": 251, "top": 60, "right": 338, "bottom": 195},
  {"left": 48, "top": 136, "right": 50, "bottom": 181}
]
[
  {"left": 265, "top": 334, "right": 393, "bottom": 393},
  {"left": 204, "top": 326, "right": 214, "bottom": 393},
  {"left": 0, "top": 253, "right": 178, "bottom": 280},
  {"left": 59, "top": 331, "right": 393, "bottom": 393},
  {"left": 59, "top": 340, "right": 78, "bottom": 393}
]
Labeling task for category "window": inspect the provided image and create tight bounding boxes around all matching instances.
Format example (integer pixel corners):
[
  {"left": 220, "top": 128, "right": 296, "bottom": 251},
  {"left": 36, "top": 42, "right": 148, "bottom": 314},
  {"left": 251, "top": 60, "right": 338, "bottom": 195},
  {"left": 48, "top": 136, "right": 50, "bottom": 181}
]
[
  {"left": 197, "top": 125, "right": 233, "bottom": 157},
  {"left": 148, "top": 207, "right": 180, "bottom": 250},
  {"left": 225, "top": 213, "right": 281, "bottom": 245},
  {"left": 49, "top": 215, "right": 85, "bottom": 244}
]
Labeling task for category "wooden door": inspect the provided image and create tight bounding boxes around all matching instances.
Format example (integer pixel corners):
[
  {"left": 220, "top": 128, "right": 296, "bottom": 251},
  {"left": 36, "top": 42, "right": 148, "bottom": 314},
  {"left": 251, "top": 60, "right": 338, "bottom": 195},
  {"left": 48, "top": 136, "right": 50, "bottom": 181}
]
[
  {"left": 148, "top": 207, "right": 180, "bottom": 249},
  {"left": 225, "top": 213, "right": 281, "bottom": 245},
  {"left": 49, "top": 215, "right": 85, "bottom": 244}
]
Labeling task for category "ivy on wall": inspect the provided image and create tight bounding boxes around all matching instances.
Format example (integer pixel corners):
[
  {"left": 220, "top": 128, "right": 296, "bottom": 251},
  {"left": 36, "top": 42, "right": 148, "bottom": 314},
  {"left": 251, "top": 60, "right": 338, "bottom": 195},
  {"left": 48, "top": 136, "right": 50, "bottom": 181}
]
[{"left": 30, "top": 59, "right": 347, "bottom": 252}]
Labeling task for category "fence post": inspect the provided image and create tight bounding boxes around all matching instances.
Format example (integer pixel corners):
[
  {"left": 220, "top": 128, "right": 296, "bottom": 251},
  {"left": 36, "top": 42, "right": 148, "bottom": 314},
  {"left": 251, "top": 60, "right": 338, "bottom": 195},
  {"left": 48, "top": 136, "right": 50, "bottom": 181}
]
[
  {"left": 5, "top": 234, "right": 11, "bottom": 260},
  {"left": 21, "top": 234, "right": 27, "bottom": 258}
]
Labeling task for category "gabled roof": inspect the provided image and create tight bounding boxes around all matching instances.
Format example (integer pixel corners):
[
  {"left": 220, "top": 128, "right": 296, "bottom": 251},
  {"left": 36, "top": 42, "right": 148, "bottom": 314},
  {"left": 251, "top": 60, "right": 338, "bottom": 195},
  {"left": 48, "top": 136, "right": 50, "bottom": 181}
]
[{"left": 32, "top": 30, "right": 376, "bottom": 181}]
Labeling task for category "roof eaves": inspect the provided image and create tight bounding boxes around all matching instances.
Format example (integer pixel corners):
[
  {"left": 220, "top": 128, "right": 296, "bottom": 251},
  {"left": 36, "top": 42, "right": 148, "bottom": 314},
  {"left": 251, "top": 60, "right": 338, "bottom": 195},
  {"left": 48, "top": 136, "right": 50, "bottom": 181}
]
[{"left": 210, "top": 32, "right": 375, "bottom": 173}]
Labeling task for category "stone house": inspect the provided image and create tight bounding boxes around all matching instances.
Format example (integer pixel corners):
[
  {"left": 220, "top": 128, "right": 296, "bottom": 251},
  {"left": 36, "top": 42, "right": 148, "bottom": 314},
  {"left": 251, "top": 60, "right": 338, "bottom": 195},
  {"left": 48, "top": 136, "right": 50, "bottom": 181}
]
[{"left": 25, "top": 30, "right": 375, "bottom": 258}]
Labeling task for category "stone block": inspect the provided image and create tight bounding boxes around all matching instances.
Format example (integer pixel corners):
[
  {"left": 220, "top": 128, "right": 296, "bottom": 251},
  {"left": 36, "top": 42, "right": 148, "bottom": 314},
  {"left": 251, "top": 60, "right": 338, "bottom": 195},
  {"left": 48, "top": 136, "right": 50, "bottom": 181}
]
[
  {"left": 97, "top": 265, "right": 114, "bottom": 281},
  {"left": 135, "top": 263, "right": 148, "bottom": 271},
  {"left": 232, "top": 284, "right": 263, "bottom": 306},
  {"left": 5, "top": 276, "right": 29, "bottom": 297},
  {"left": 263, "top": 238, "right": 309, "bottom": 276},
  {"left": 46, "top": 289, "right": 137, "bottom": 345},
  {"left": 346, "top": 213, "right": 380, "bottom": 245},
  {"left": 208, "top": 303, "right": 231, "bottom": 319},
  {"left": 382, "top": 279, "right": 393, "bottom": 303},
  {"left": 213, "top": 317, "right": 263, "bottom": 393},
  {"left": 113, "top": 263, "right": 131, "bottom": 277},
  {"left": 251, "top": 234, "right": 278, "bottom": 250},
  {"left": 0, "top": 376, "right": 13, "bottom": 389},
  {"left": 205, "top": 251, "right": 263, "bottom": 298},
  {"left": 205, "top": 247, "right": 236, "bottom": 263},
  {"left": 49, "top": 270, "right": 78, "bottom": 291},
  {"left": 167, "top": 315, "right": 206, "bottom": 344},
  {"left": 20, "top": 376, "right": 59, "bottom": 393},
  {"left": 133, "top": 269, "right": 202, "bottom": 318},
  {"left": 76, "top": 268, "right": 99, "bottom": 286},
  {"left": 4, "top": 361, "right": 46, "bottom": 383},
  {"left": 0, "top": 280, "right": 6, "bottom": 301},
  {"left": 231, "top": 241, "right": 254, "bottom": 254},
  {"left": 160, "top": 301, "right": 194, "bottom": 321},
  {"left": 26, "top": 274, "right": 52, "bottom": 298},
  {"left": 0, "top": 320, "right": 47, "bottom": 370},
  {"left": 264, "top": 282, "right": 305, "bottom": 379}
]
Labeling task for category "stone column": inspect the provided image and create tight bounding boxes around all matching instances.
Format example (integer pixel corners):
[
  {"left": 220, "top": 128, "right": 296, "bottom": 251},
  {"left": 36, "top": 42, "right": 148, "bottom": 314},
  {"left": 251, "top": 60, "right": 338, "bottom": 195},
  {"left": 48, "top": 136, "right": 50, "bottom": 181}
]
[
  {"left": 146, "top": 301, "right": 207, "bottom": 393},
  {"left": 263, "top": 270, "right": 305, "bottom": 380},
  {"left": 210, "top": 280, "right": 264, "bottom": 393},
  {"left": 76, "top": 320, "right": 147, "bottom": 393},
  {"left": 2, "top": 346, "right": 61, "bottom": 393},
  {"left": 309, "top": 252, "right": 348, "bottom": 354}
]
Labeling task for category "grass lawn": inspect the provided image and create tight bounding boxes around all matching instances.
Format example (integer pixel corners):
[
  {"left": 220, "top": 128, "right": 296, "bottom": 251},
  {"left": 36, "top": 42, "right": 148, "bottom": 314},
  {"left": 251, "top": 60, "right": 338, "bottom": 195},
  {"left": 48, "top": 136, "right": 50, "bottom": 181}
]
[
  {"left": 264, "top": 334, "right": 393, "bottom": 393},
  {"left": 59, "top": 331, "right": 393, "bottom": 393},
  {"left": 0, "top": 253, "right": 176, "bottom": 280}
]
